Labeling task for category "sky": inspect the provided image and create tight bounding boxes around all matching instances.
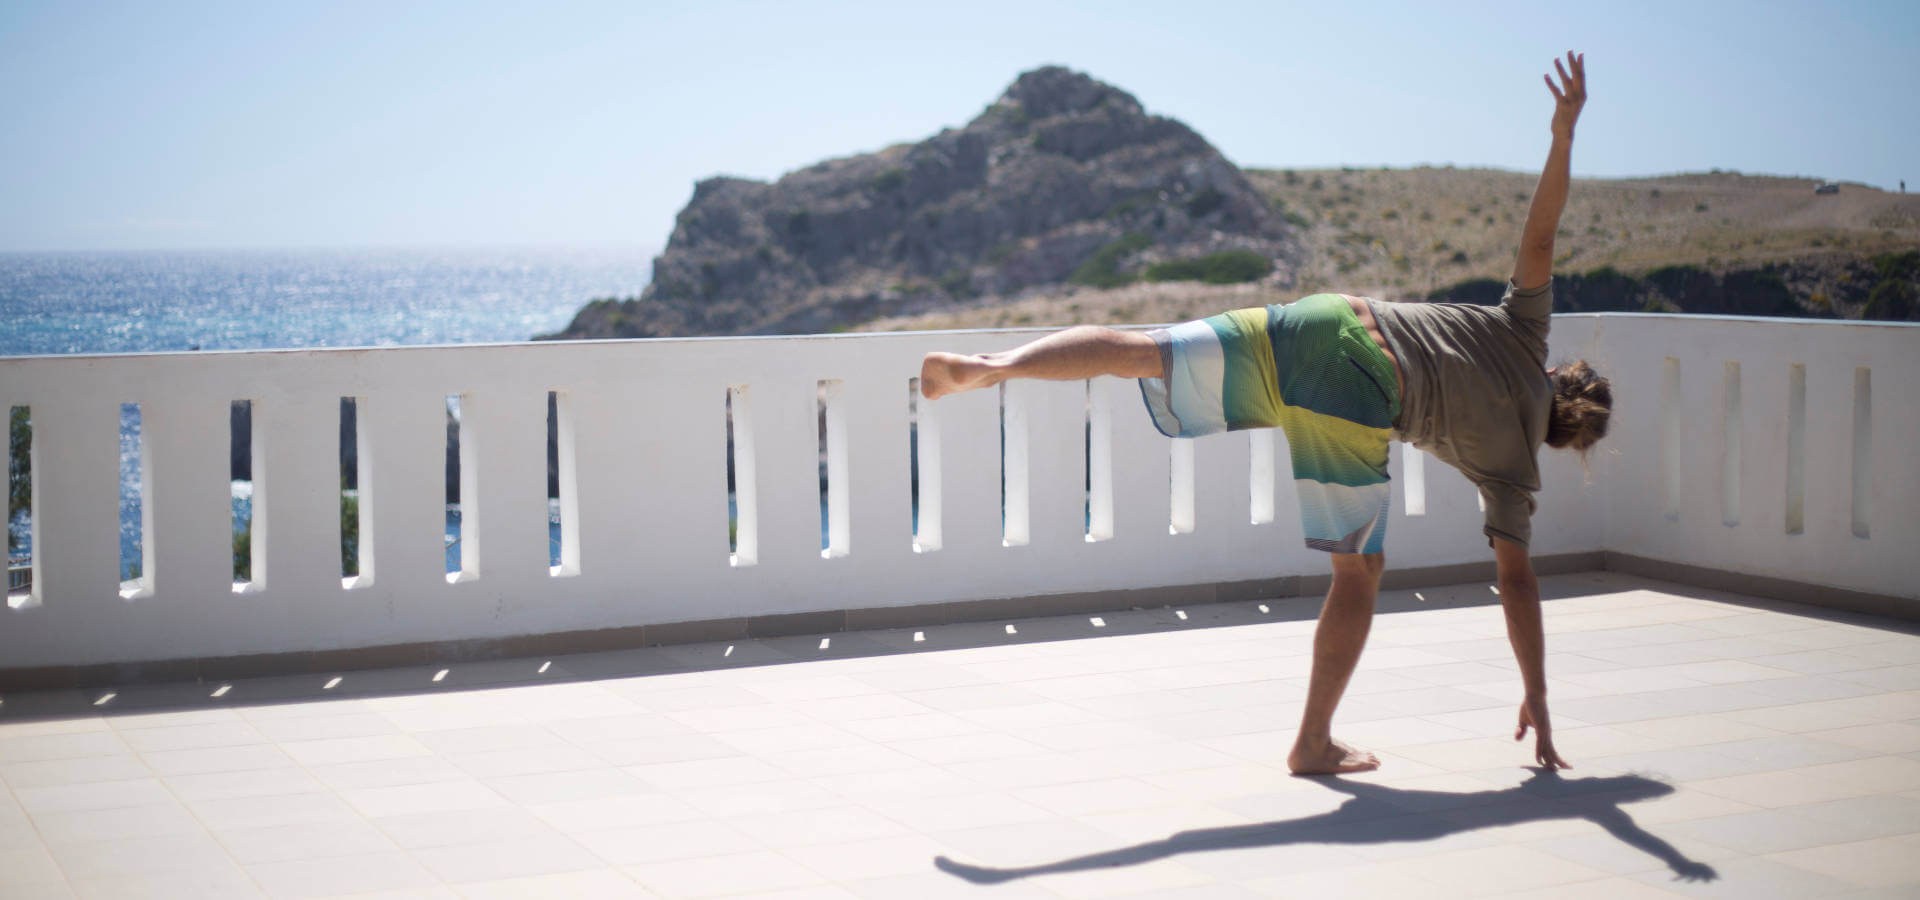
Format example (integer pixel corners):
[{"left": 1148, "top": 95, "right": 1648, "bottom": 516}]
[{"left": 2, "top": 0, "right": 1914, "bottom": 253}]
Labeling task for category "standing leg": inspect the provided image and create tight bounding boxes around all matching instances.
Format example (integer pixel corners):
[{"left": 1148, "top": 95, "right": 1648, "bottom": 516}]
[
  {"left": 920, "top": 326, "right": 1161, "bottom": 400},
  {"left": 1288, "top": 552, "right": 1386, "bottom": 774}
]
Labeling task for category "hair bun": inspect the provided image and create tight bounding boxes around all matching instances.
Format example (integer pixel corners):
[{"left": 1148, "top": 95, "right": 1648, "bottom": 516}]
[{"left": 1547, "top": 360, "right": 1612, "bottom": 452}]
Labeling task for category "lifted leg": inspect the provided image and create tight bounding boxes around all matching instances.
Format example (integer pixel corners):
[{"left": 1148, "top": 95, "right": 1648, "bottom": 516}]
[{"left": 920, "top": 326, "right": 1162, "bottom": 400}]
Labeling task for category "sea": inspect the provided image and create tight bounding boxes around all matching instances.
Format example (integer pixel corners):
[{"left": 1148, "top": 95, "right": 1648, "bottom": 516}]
[{"left": 3, "top": 246, "right": 655, "bottom": 578}]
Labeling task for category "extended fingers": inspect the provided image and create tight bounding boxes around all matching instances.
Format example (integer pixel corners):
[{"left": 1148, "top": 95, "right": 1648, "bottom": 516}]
[
  {"left": 1546, "top": 56, "right": 1586, "bottom": 105},
  {"left": 1554, "top": 57, "right": 1580, "bottom": 98},
  {"left": 1562, "top": 52, "right": 1586, "bottom": 99}
]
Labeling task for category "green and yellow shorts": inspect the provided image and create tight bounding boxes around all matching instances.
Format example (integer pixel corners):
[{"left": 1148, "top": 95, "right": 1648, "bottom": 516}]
[{"left": 1139, "top": 294, "right": 1401, "bottom": 555}]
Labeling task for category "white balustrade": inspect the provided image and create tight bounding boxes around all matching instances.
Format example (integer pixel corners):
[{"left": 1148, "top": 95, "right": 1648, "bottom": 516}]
[
  {"left": 0, "top": 314, "right": 1913, "bottom": 670},
  {"left": 1588, "top": 314, "right": 1917, "bottom": 596}
]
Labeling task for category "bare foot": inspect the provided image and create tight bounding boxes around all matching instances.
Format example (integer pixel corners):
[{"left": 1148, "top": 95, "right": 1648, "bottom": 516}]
[
  {"left": 1288, "top": 737, "right": 1381, "bottom": 775},
  {"left": 920, "top": 351, "right": 998, "bottom": 400}
]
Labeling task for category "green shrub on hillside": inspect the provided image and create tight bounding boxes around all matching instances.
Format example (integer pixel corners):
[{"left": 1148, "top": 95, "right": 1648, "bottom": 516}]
[
  {"left": 1144, "top": 250, "right": 1272, "bottom": 285},
  {"left": 937, "top": 268, "right": 976, "bottom": 299},
  {"left": 1864, "top": 254, "right": 1917, "bottom": 320},
  {"left": 1269, "top": 198, "right": 1311, "bottom": 230},
  {"left": 1873, "top": 250, "right": 1919, "bottom": 280},
  {"left": 1184, "top": 188, "right": 1226, "bottom": 218},
  {"left": 1103, "top": 192, "right": 1156, "bottom": 221},
  {"left": 1864, "top": 281, "right": 1915, "bottom": 320},
  {"left": 1070, "top": 233, "right": 1153, "bottom": 288}
]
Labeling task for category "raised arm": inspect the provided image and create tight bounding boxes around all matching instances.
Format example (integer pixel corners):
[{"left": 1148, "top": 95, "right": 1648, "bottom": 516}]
[{"left": 1511, "top": 52, "right": 1586, "bottom": 291}]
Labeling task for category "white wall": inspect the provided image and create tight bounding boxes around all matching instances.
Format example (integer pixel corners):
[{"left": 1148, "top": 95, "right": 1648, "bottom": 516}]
[
  {"left": 0, "top": 314, "right": 1908, "bottom": 668},
  {"left": 1590, "top": 314, "right": 1918, "bottom": 598}
]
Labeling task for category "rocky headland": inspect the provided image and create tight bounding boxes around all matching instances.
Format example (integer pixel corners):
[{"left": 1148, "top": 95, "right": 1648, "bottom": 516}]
[{"left": 539, "top": 66, "right": 1299, "bottom": 339}]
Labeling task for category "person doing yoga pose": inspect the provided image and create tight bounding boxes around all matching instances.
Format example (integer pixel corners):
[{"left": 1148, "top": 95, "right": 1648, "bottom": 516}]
[{"left": 920, "top": 52, "right": 1611, "bottom": 774}]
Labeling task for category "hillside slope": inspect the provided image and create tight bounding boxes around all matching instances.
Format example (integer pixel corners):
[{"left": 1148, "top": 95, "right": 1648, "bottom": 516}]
[{"left": 857, "top": 168, "right": 1920, "bottom": 331}]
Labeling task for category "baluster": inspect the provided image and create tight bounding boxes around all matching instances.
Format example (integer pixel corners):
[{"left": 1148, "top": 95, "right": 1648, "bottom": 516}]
[
  {"left": 27, "top": 398, "right": 123, "bottom": 659},
  {"left": 251, "top": 392, "right": 339, "bottom": 600},
  {"left": 459, "top": 385, "right": 553, "bottom": 593},
  {"left": 1021, "top": 378, "right": 1086, "bottom": 552},
  {"left": 838, "top": 374, "right": 912, "bottom": 567},
  {"left": 142, "top": 392, "right": 233, "bottom": 604}
]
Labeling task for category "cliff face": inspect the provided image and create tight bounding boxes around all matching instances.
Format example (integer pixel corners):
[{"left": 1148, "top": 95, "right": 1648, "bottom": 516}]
[{"left": 541, "top": 66, "right": 1298, "bottom": 339}]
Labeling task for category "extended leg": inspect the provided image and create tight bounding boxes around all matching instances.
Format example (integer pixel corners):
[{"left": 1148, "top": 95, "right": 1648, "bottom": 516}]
[
  {"left": 1288, "top": 552, "right": 1386, "bottom": 774},
  {"left": 920, "top": 326, "right": 1161, "bottom": 400}
]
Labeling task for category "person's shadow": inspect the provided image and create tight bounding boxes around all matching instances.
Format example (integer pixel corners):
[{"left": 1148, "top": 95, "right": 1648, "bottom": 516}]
[{"left": 935, "top": 770, "right": 1717, "bottom": 884}]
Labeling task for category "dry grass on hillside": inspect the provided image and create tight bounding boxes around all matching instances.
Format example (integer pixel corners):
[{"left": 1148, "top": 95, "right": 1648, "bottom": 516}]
[
  {"left": 858, "top": 279, "right": 1290, "bottom": 332},
  {"left": 859, "top": 167, "right": 1920, "bottom": 332},
  {"left": 1257, "top": 167, "right": 1912, "bottom": 296}
]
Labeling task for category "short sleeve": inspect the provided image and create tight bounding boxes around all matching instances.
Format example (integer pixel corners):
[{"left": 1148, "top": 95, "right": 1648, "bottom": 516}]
[
  {"left": 1500, "top": 279, "right": 1553, "bottom": 322},
  {"left": 1480, "top": 480, "right": 1536, "bottom": 548}
]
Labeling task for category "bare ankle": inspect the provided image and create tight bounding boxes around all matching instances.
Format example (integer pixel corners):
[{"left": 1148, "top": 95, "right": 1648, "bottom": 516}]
[{"left": 921, "top": 351, "right": 1001, "bottom": 400}]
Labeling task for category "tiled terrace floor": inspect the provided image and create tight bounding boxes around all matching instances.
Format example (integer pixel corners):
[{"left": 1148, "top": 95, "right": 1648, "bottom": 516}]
[{"left": 3, "top": 571, "right": 1919, "bottom": 899}]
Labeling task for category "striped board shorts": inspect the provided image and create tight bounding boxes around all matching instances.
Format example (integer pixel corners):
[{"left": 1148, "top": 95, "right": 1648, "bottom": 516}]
[{"left": 1139, "top": 293, "right": 1401, "bottom": 555}]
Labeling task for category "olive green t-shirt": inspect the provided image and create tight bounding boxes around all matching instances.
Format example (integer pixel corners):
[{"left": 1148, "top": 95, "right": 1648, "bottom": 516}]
[{"left": 1365, "top": 282, "right": 1553, "bottom": 547}]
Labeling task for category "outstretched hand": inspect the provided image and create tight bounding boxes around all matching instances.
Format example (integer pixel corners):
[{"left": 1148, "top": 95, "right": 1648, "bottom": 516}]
[
  {"left": 1544, "top": 51, "right": 1587, "bottom": 141},
  {"left": 1517, "top": 694, "right": 1572, "bottom": 770}
]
